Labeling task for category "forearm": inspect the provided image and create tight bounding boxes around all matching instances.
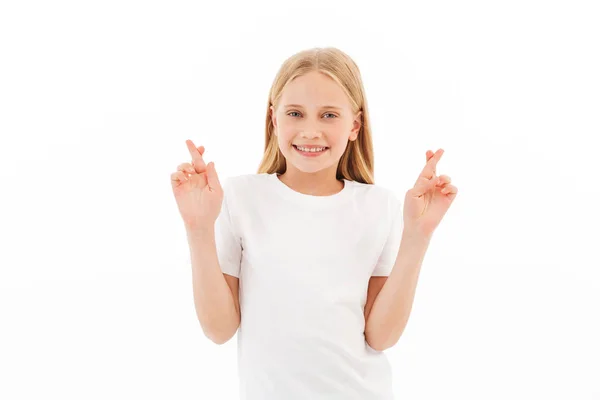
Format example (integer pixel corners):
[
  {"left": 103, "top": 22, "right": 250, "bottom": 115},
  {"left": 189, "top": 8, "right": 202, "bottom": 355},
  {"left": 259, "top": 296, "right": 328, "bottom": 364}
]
[
  {"left": 186, "top": 227, "right": 239, "bottom": 344},
  {"left": 365, "top": 233, "right": 431, "bottom": 351}
]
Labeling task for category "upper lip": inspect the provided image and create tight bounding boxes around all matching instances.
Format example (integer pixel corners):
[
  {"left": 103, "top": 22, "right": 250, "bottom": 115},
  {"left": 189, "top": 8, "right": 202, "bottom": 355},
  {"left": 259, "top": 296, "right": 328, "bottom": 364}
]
[{"left": 294, "top": 144, "right": 329, "bottom": 148}]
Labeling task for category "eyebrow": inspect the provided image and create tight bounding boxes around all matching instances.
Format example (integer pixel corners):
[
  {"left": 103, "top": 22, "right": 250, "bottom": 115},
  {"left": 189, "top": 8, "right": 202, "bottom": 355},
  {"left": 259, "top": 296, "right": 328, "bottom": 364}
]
[{"left": 283, "top": 104, "right": 343, "bottom": 110}]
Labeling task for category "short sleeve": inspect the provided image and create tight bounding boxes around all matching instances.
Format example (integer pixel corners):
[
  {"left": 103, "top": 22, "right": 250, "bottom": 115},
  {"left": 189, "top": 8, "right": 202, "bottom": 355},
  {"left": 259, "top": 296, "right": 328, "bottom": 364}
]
[
  {"left": 214, "top": 178, "right": 242, "bottom": 278},
  {"left": 371, "top": 194, "right": 404, "bottom": 277}
]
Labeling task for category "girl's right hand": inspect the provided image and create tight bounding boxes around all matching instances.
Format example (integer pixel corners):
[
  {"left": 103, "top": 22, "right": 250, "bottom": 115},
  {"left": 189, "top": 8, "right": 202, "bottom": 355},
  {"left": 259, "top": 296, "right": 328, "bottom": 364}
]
[{"left": 171, "top": 140, "right": 224, "bottom": 231}]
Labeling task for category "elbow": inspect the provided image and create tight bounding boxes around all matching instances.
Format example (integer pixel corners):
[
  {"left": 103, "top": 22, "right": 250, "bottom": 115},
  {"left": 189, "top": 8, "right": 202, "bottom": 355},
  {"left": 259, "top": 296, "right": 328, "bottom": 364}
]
[
  {"left": 210, "top": 334, "right": 230, "bottom": 345},
  {"left": 367, "top": 338, "right": 388, "bottom": 352},
  {"left": 365, "top": 331, "right": 388, "bottom": 352},
  {"left": 365, "top": 327, "right": 400, "bottom": 352},
  {"left": 367, "top": 337, "right": 397, "bottom": 352},
  {"left": 203, "top": 315, "right": 240, "bottom": 345},
  {"left": 205, "top": 327, "right": 236, "bottom": 345}
]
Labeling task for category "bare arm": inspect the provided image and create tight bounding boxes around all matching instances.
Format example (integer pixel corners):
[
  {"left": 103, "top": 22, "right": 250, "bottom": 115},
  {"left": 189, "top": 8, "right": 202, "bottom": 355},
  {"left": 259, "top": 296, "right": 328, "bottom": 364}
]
[
  {"left": 187, "top": 227, "right": 240, "bottom": 345},
  {"left": 364, "top": 233, "right": 430, "bottom": 351}
]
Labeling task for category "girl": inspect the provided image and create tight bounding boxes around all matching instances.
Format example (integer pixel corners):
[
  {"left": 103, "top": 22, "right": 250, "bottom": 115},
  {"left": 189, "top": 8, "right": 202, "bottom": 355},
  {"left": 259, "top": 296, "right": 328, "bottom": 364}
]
[{"left": 171, "top": 47, "right": 457, "bottom": 399}]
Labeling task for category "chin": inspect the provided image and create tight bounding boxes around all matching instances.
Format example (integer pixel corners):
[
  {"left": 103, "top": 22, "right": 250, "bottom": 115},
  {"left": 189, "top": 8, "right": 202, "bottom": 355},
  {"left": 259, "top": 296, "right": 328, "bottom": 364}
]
[
  {"left": 295, "top": 165, "right": 326, "bottom": 174},
  {"left": 288, "top": 159, "right": 338, "bottom": 174}
]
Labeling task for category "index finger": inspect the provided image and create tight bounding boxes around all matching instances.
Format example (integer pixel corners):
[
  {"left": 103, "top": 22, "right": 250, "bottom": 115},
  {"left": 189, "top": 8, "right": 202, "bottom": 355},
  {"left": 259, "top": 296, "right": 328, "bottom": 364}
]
[
  {"left": 419, "top": 148, "right": 444, "bottom": 178},
  {"left": 186, "top": 139, "right": 207, "bottom": 173}
]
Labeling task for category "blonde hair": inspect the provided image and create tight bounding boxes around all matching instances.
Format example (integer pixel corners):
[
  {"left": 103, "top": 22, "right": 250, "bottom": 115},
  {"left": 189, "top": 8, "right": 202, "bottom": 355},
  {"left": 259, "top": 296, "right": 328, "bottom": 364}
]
[{"left": 256, "top": 47, "right": 375, "bottom": 184}]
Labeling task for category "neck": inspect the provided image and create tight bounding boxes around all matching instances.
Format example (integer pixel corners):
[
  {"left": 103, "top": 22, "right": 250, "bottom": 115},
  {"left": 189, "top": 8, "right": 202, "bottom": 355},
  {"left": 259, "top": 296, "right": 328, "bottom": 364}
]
[{"left": 277, "top": 167, "right": 343, "bottom": 196}]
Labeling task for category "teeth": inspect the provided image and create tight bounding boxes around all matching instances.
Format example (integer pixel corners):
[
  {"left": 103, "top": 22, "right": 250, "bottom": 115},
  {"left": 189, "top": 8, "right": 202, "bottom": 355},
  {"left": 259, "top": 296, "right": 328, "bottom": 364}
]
[{"left": 296, "top": 146, "right": 326, "bottom": 152}]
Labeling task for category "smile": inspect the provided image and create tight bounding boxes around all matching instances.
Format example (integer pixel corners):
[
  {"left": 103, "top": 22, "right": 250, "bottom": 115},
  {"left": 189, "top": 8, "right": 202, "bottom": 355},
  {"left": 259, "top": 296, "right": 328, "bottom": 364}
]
[{"left": 293, "top": 144, "right": 329, "bottom": 157}]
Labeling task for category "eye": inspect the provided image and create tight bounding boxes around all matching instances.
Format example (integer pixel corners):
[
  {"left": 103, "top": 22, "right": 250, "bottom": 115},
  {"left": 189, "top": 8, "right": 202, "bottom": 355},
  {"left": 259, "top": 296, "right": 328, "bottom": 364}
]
[{"left": 286, "top": 111, "right": 338, "bottom": 119}]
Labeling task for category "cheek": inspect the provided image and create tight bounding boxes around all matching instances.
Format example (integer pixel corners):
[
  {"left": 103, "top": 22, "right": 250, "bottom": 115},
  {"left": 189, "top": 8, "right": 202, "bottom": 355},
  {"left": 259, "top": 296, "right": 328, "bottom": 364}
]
[
  {"left": 276, "top": 129, "right": 295, "bottom": 145},
  {"left": 330, "top": 134, "right": 349, "bottom": 149}
]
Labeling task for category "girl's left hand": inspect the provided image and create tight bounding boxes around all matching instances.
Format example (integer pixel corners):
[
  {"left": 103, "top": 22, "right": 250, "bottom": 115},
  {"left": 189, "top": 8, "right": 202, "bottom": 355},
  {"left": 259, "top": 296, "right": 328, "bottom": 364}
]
[{"left": 403, "top": 148, "right": 458, "bottom": 238}]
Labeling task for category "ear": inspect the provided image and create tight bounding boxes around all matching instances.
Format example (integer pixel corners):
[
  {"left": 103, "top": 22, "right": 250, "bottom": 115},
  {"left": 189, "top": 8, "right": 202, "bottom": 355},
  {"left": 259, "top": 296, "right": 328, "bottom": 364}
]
[
  {"left": 270, "top": 105, "right": 278, "bottom": 136},
  {"left": 349, "top": 110, "right": 362, "bottom": 141}
]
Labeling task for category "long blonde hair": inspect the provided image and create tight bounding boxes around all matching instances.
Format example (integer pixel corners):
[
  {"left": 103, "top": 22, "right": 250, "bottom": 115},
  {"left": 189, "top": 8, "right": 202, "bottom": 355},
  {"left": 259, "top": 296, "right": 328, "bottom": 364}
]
[{"left": 256, "top": 47, "right": 375, "bottom": 184}]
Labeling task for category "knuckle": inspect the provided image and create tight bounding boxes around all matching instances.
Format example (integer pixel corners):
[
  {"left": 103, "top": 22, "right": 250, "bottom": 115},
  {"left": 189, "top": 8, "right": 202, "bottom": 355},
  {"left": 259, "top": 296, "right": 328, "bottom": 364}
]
[{"left": 178, "top": 163, "right": 195, "bottom": 173}]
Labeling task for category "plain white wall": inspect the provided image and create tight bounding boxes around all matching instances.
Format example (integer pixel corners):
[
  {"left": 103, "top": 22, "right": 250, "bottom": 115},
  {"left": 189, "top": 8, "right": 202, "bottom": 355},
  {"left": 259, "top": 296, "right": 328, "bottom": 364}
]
[{"left": 1, "top": 0, "right": 598, "bottom": 398}]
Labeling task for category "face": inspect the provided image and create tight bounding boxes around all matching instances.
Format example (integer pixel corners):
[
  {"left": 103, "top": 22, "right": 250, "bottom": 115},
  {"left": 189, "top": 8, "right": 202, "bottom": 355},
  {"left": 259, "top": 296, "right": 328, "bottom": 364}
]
[{"left": 270, "top": 71, "right": 361, "bottom": 175}]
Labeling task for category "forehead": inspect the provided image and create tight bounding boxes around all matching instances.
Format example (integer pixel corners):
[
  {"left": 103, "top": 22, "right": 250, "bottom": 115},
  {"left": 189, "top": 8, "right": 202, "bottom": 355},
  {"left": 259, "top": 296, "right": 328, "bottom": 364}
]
[{"left": 279, "top": 71, "right": 349, "bottom": 109}]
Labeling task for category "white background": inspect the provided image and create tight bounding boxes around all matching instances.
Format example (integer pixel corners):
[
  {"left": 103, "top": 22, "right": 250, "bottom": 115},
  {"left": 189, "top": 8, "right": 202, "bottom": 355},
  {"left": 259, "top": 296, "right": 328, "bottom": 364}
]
[{"left": 1, "top": 0, "right": 599, "bottom": 398}]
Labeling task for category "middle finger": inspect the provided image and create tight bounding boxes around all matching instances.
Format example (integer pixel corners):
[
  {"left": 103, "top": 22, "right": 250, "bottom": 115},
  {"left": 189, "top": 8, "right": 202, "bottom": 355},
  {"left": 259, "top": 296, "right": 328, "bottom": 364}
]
[
  {"left": 186, "top": 140, "right": 207, "bottom": 173},
  {"left": 421, "top": 148, "right": 443, "bottom": 178}
]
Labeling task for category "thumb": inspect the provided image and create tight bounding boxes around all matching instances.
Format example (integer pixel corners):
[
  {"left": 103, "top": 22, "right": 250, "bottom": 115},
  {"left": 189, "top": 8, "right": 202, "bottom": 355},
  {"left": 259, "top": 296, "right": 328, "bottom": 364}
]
[{"left": 206, "top": 162, "right": 222, "bottom": 192}]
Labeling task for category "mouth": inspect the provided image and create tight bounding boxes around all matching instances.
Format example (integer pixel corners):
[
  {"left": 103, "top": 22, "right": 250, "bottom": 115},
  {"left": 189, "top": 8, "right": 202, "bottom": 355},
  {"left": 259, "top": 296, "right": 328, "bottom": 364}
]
[{"left": 292, "top": 144, "right": 329, "bottom": 157}]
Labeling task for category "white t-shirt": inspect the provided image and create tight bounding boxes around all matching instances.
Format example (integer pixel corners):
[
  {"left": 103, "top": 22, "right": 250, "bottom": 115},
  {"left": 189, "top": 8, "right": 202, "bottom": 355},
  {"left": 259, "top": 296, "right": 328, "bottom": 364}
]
[{"left": 214, "top": 172, "right": 404, "bottom": 400}]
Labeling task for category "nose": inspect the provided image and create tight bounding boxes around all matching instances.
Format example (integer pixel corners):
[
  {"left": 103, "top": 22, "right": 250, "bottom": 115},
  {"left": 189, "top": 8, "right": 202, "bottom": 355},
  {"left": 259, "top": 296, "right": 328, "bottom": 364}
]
[{"left": 300, "top": 129, "right": 323, "bottom": 139}]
